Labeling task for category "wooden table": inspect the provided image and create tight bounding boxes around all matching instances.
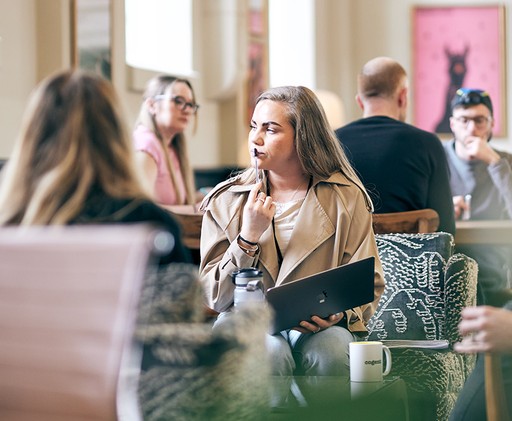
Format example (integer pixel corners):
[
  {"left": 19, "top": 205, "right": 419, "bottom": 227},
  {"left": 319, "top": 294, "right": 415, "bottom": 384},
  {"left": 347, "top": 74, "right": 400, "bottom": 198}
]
[{"left": 455, "top": 220, "right": 512, "bottom": 245}]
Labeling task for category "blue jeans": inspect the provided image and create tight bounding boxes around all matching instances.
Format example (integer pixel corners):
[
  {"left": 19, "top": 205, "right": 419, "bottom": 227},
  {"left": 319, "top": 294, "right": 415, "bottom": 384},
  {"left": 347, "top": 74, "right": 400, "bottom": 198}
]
[{"left": 266, "top": 326, "right": 357, "bottom": 376}]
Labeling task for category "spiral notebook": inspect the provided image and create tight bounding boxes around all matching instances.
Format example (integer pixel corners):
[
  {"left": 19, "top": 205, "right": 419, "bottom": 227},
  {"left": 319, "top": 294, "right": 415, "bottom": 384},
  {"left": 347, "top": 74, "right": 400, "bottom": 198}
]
[{"left": 266, "top": 257, "right": 375, "bottom": 334}]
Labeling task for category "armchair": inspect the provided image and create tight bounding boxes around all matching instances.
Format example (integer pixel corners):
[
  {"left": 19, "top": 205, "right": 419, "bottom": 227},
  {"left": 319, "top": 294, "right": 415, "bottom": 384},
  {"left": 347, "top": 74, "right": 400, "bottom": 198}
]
[{"left": 367, "top": 232, "right": 478, "bottom": 421}]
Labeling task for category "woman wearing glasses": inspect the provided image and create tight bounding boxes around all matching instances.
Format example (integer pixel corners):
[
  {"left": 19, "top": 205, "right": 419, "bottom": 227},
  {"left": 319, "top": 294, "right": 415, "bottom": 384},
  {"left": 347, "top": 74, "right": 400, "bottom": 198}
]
[
  {"left": 134, "top": 75, "right": 200, "bottom": 205},
  {"left": 200, "top": 86, "right": 384, "bottom": 378}
]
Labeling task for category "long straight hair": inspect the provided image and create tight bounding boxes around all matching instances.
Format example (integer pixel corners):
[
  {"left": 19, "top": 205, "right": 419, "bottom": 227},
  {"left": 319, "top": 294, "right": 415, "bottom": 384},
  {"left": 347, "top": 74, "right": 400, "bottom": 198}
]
[
  {"left": 0, "top": 70, "right": 148, "bottom": 225},
  {"left": 135, "top": 75, "right": 197, "bottom": 205}
]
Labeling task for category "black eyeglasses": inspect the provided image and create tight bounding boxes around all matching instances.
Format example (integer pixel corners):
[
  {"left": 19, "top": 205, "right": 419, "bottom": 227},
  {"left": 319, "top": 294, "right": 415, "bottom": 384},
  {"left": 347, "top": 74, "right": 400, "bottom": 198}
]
[
  {"left": 453, "top": 115, "right": 492, "bottom": 128},
  {"left": 154, "top": 95, "right": 200, "bottom": 113},
  {"left": 452, "top": 88, "right": 493, "bottom": 114}
]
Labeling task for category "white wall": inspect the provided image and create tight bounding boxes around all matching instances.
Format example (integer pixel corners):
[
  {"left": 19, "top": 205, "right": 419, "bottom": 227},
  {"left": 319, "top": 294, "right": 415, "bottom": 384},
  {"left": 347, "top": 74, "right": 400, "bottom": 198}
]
[
  {"left": 269, "top": 0, "right": 315, "bottom": 88},
  {"left": 0, "top": 0, "right": 37, "bottom": 158}
]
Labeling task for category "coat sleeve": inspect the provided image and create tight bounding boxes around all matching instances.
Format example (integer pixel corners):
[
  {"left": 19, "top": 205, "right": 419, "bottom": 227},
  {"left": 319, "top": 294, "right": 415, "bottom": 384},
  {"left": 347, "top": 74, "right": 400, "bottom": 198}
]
[
  {"left": 199, "top": 200, "right": 259, "bottom": 313},
  {"left": 488, "top": 154, "right": 512, "bottom": 219}
]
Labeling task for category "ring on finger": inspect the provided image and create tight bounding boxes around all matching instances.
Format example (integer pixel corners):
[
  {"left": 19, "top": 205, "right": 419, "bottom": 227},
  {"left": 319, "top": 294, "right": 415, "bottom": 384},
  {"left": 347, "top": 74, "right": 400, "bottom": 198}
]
[{"left": 257, "top": 197, "right": 265, "bottom": 203}]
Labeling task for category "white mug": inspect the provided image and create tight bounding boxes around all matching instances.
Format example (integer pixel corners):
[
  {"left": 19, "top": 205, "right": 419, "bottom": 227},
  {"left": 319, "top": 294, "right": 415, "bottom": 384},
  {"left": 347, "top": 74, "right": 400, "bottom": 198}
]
[{"left": 349, "top": 341, "right": 392, "bottom": 382}]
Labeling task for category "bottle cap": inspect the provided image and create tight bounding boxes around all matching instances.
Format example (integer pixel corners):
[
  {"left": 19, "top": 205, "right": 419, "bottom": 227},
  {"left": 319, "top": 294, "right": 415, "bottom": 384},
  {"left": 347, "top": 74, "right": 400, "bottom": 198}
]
[{"left": 232, "top": 267, "right": 263, "bottom": 286}]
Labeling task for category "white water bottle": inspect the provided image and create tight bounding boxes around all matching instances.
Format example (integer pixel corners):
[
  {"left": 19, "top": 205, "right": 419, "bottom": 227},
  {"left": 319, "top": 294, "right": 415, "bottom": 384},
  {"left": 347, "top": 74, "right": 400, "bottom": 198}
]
[{"left": 232, "top": 268, "right": 265, "bottom": 309}]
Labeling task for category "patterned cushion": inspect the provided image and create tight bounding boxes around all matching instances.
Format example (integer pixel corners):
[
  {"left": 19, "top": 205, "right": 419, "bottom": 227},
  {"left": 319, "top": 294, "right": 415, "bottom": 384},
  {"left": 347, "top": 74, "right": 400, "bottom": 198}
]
[{"left": 368, "top": 233, "right": 454, "bottom": 341}]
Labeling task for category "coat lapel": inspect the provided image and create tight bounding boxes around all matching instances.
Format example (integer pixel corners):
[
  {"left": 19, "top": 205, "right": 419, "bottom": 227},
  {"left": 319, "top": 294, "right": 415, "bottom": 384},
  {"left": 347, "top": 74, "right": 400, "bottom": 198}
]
[
  {"left": 209, "top": 173, "right": 345, "bottom": 287},
  {"left": 256, "top": 227, "right": 280, "bottom": 282}
]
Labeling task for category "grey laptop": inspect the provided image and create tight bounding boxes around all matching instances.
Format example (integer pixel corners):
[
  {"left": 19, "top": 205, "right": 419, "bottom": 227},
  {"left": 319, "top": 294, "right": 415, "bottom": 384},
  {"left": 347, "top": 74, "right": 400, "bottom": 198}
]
[{"left": 266, "top": 257, "right": 375, "bottom": 334}]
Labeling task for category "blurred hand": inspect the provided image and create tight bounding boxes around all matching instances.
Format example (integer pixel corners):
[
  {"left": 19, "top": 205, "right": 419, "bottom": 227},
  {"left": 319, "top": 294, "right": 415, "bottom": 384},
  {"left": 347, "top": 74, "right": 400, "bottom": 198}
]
[
  {"left": 295, "top": 312, "right": 345, "bottom": 334},
  {"left": 239, "top": 182, "right": 275, "bottom": 243},
  {"left": 454, "top": 305, "right": 512, "bottom": 354},
  {"left": 453, "top": 195, "right": 469, "bottom": 220},
  {"left": 462, "top": 136, "right": 500, "bottom": 164}
]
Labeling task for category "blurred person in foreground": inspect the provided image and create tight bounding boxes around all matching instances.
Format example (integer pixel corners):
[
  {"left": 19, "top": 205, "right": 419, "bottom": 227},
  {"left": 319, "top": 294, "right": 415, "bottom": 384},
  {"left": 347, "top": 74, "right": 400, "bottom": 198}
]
[
  {"left": 0, "top": 69, "right": 190, "bottom": 265},
  {"left": 450, "top": 302, "right": 512, "bottom": 420},
  {"left": 199, "top": 85, "right": 384, "bottom": 377},
  {"left": 443, "top": 88, "right": 512, "bottom": 305},
  {"left": 335, "top": 56, "right": 456, "bottom": 234}
]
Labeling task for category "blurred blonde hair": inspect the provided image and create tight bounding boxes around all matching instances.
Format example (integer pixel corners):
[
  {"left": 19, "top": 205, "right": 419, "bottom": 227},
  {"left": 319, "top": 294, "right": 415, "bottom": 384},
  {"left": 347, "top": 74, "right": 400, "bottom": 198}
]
[
  {"left": 0, "top": 70, "right": 147, "bottom": 225},
  {"left": 135, "top": 75, "right": 197, "bottom": 205}
]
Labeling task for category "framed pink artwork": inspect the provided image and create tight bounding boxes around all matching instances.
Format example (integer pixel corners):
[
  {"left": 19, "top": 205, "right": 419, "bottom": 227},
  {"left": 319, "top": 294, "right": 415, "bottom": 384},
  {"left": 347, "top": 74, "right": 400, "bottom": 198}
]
[
  {"left": 412, "top": 5, "right": 506, "bottom": 137},
  {"left": 249, "top": 0, "right": 265, "bottom": 36}
]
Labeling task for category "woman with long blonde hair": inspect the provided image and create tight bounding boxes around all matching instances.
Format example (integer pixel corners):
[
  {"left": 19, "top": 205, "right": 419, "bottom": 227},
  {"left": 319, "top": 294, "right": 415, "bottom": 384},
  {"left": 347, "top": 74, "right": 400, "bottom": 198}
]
[
  {"left": 134, "top": 75, "right": 199, "bottom": 205},
  {"left": 200, "top": 86, "right": 384, "bottom": 377},
  {"left": 0, "top": 69, "right": 190, "bottom": 264}
]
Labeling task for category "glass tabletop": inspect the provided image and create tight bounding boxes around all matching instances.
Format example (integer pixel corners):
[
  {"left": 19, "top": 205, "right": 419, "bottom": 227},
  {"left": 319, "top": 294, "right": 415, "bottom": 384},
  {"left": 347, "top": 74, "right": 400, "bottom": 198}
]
[{"left": 269, "top": 375, "right": 408, "bottom": 420}]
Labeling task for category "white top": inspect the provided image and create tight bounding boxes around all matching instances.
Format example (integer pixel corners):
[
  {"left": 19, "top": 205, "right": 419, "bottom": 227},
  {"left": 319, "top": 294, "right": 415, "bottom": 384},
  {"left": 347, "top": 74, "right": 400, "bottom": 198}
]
[{"left": 273, "top": 198, "right": 304, "bottom": 255}]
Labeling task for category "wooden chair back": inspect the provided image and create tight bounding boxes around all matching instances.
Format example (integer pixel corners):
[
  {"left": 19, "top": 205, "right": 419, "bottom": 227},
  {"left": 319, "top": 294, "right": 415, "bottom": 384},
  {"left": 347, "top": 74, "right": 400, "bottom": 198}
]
[
  {"left": 485, "top": 353, "right": 511, "bottom": 421},
  {"left": 164, "top": 205, "right": 204, "bottom": 251},
  {"left": 372, "top": 208, "right": 440, "bottom": 234},
  {"left": 0, "top": 225, "right": 157, "bottom": 421}
]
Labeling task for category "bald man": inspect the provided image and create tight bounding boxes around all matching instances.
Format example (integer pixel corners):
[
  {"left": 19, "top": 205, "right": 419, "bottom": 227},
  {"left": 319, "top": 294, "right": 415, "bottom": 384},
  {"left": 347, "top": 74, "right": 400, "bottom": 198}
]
[{"left": 335, "top": 57, "right": 455, "bottom": 234}]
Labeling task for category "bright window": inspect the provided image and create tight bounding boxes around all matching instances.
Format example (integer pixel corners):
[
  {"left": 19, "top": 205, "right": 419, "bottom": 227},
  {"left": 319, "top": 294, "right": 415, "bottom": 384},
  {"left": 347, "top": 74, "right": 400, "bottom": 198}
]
[
  {"left": 125, "top": 0, "right": 194, "bottom": 76},
  {"left": 269, "top": 0, "right": 315, "bottom": 88}
]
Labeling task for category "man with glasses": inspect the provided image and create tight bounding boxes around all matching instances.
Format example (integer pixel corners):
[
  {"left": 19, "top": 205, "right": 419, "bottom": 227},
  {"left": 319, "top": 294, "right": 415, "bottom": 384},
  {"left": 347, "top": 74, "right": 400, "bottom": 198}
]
[
  {"left": 444, "top": 88, "right": 512, "bottom": 305},
  {"left": 447, "top": 89, "right": 512, "bottom": 420}
]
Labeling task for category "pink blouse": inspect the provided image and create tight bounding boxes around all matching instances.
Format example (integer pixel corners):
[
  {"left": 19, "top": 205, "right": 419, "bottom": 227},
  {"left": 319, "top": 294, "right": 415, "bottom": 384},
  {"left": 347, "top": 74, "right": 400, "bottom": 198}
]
[{"left": 133, "top": 124, "right": 187, "bottom": 205}]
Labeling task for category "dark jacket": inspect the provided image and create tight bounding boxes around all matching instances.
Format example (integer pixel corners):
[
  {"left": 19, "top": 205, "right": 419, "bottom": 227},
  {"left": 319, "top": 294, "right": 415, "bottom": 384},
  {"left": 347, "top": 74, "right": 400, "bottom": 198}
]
[{"left": 72, "top": 195, "right": 192, "bottom": 265}]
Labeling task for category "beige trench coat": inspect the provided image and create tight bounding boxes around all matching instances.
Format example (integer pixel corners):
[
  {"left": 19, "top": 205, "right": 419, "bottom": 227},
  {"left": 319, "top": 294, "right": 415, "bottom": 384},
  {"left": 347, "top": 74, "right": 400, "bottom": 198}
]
[{"left": 199, "top": 172, "right": 384, "bottom": 335}]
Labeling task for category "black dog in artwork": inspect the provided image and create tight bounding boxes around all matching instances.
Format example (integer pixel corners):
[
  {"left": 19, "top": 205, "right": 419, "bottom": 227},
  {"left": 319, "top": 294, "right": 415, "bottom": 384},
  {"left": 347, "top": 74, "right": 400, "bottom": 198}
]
[{"left": 435, "top": 45, "right": 469, "bottom": 134}]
